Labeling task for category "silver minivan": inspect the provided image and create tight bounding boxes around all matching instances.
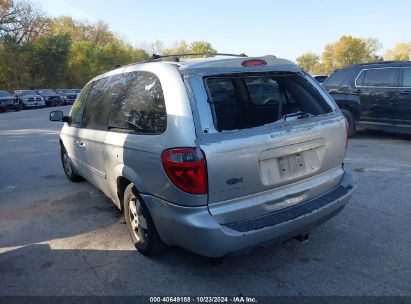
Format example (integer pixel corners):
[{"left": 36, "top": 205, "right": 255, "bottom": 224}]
[{"left": 50, "top": 54, "right": 357, "bottom": 258}]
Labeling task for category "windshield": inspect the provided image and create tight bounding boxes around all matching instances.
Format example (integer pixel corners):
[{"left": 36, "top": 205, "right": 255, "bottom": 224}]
[
  {"left": 18, "top": 90, "right": 37, "bottom": 96},
  {"left": 205, "top": 73, "right": 332, "bottom": 132},
  {"left": 37, "top": 89, "right": 57, "bottom": 96},
  {"left": 0, "top": 91, "right": 13, "bottom": 97}
]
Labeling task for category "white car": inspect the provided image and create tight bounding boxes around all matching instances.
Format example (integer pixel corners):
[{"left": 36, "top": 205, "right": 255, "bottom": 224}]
[{"left": 15, "top": 90, "right": 46, "bottom": 109}]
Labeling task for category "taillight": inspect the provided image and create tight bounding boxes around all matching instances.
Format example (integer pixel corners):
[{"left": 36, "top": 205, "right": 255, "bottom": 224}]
[
  {"left": 241, "top": 59, "right": 267, "bottom": 67},
  {"left": 161, "top": 148, "right": 207, "bottom": 195}
]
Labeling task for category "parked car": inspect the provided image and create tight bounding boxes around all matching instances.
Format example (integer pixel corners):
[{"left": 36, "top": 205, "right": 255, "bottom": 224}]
[
  {"left": 0, "top": 90, "right": 21, "bottom": 112},
  {"left": 313, "top": 75, "right": 328, "bottom": 84},
  {"left": 50, "top": 54, "right": 356, "bottom": 258},
  {"left": 15, "top": 90, "right": 45, "bottom": 109},
  {"left": 71, "top": 89, "right": 81, "bottom": 94},
  {"left": 56, "top": 89, "right": 78, "bottom": 105},
  {"left": 36, "top": 89, "right": 62, "bottom": 107},
  {"left": 323, "top": 61, "right": 411, "bottom": 136}
]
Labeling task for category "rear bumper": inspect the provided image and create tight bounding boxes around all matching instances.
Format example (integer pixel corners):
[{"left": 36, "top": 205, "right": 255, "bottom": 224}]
[{"left": 143, "top": 171, "right": 357, "bottom": 257}]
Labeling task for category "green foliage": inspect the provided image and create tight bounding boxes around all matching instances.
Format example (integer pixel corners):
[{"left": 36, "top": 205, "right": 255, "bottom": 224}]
[
  {"left": 297, "top": 36, "right": 383, "bottom": 75},
  {"left": 1, "top": 3, "right": 217, "bottom": 91},
  {"left": 296, "top": 52, "right": 320, "bottom": 73},
  {"left": 162, "top": 40, "right": 217, "bottom": 57},
  {"left": 0, "top": 3, "right": 154, "bottom": 90}
]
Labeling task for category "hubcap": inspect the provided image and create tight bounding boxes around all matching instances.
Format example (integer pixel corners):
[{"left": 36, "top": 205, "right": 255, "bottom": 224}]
[{"left": 128, "top": 196, "right": 148, "bottom": 243}]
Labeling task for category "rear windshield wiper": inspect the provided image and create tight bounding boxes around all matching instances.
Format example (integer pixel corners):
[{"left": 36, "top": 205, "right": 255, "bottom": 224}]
[{"left": 281, "top": 111, "right": 314, "bottom": 121}]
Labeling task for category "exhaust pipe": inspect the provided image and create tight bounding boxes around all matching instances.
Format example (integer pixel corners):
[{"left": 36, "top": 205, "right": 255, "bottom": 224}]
[{"left": 295, "top": 232, "right": 310, "bottom": 243}]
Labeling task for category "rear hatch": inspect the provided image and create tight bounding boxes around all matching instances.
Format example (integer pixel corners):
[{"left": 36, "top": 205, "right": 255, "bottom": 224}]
[{"left": 189, "top": 69, "right": 347, "bottom": 224}]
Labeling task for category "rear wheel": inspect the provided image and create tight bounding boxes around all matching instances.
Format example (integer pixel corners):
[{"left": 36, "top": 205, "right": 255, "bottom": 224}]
[
  {"left": 342, "top": 109, "right": 356, "bottom": 137},
  {"left": 123, "top": 183, "right": 164, "bottom": 256},
  {"left": 60, "top": 145, "right": 82, "bottom": 182}
]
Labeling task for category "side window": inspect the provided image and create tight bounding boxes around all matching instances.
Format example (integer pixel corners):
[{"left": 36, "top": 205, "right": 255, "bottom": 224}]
[
  {"left": 108, "top": 71, "right": 167, "bottom": 134},
  {"left": 362, "top": 68, "right": 400, "bottom": 87},
  {"left": 70, "top": 82, "right": 92, "bottom": 127},
  {"left": 402, "top": 68, "right": 411, "bottom": 87},
  {"left": 83, "top": 76, "right": 119, "bottom": 131},
  {"left": 355, "top": 70, "right": 365, "bottom": 86}
]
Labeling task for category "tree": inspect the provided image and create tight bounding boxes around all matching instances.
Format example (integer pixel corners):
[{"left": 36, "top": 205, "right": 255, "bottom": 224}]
[
  {"left": 296, "top": 52, "right": 320, "bottom": 73},
  {"left": 384, "top": 42, "right": 411, "bottom": 61},
  {"left": 321, "top": 36, "right": 381, "bottom": 74},
  {"left": 30, "top": 33, "right": 72, "bottom": 87},
  {"left": 139, "top": 40, "right": 164, "bottom": 55},
  {"left": 0, "top": 0, "right": 47, "bottom": 43},
  {"left": 189, "top": 41, "right": 216, "bottom": 55},
  {"left": 162, "top": 40, "right": 217, "bottom": 57},
  {"left": 162, "top": 40, "right": 189, "bottom": 55}
]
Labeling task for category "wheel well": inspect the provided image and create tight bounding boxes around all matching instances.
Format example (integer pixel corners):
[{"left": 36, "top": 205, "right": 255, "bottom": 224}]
[
  {"left": 117, "top": 177, "right": 132, "bottom": 210},
  {"left": 338, "top": 104, "right": 360, "bottom": 121}
]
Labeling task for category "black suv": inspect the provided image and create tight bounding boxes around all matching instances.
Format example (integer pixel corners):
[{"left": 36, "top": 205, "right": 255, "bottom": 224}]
[
  {"left": 323, "top": 61, "right": 411, "bottom": 136},
  {"left": 36, "top": 89, "right": 62, "bottom": 107}
]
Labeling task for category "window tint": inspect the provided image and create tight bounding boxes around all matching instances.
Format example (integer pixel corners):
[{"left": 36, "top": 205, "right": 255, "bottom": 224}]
[
  {"left": 362, "top": 68, "right": 399, "bottom": 87},
  {"left": 205, "top": 73, "right": 332, "bottom": 132},
  {"left": 355, "top": 70, "right": 365, "bottom": 86},
  {"left": 109, "top": 71, "right": 166, "bottom": 134},
  {"left": 70, "top": 82, "right": 92, "bottom": 127},
  {"left": 323, "top": 70, "right": 351, "bottom": 87},
  {"left": 402, "top": 68, "right": 411, "bottom": 87},
  {"left": 83, "top": 76, "right": 120, "bottom": 130}
]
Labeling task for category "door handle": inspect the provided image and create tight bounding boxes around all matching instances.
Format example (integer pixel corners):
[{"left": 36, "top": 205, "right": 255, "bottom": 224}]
[
  {"left": 353, "top": 89, "right": 363, "bottom": 94},
  {"left": 399, "top": 90, "right": 411, "bottom": 95}
]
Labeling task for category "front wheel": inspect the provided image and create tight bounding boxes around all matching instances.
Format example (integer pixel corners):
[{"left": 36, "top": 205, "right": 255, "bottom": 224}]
[
  {"left": 124, "top": 184, "right": 165, "bottom": 256},
  {"left": 60, "top": 146, "right": 82, "bottom": 182}
]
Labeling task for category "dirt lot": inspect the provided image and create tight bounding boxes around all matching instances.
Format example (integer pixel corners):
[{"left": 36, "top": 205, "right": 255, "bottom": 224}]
[{"left": 0, "top": 107, "right": 410, "bottom": 296}]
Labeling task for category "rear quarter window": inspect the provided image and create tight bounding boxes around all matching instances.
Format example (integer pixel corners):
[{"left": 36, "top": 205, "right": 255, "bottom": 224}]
[
  {"left": 108, "top": 71, "right": 167, "bottom": 134},
  {"left": 324, "top": 70, "right": 352, "bottom": 87}
]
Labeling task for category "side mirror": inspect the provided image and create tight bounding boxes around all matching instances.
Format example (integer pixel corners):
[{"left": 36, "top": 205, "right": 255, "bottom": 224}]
[{"left": 49, "top": 111, "right": 69, "bottom": 122}]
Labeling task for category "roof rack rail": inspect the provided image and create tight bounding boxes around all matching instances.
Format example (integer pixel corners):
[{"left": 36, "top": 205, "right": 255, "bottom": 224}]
[
  {"left": 150, "top": 53, "right": 248, "bottom": 60},
  {"left": 118, "top": 53, "right": 249, "bottom": 70}
]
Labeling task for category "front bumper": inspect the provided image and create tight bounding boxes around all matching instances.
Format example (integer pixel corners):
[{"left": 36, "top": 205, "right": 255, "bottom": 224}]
[
  {"left": 143, "top": 171, "right": 357, "bottom": 257},
  {"left": 23, "top": 103, "right": 43, "bottom": 108},
  {"left": 0, "top": 103, "right": 15, "bottom": 110}
]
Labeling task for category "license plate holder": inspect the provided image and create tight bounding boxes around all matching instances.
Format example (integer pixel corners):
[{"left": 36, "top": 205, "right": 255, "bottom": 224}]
[{"left": 278, "top": 153, "right": 306, "bottom": 177}]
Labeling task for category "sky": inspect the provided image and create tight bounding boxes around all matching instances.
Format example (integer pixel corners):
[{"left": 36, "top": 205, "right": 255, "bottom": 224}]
[{"left": 32, "top": 0, "right": 411, "bottom": 61}]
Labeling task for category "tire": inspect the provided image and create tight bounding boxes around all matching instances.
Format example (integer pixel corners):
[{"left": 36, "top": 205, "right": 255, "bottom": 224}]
[
  {"left": 341, "top": 109, "right": 356, "bottom": 137},
  {"left": 123, "top": 183, "right": 165, "bottom": 256},
  {"left": 60, "top": 145, "right": 82, "bottom": 182}
]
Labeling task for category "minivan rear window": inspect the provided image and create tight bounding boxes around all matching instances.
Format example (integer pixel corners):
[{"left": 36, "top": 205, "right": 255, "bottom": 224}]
[{"left": 205, "top": 73, "right": 332, "bottom": 132}]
